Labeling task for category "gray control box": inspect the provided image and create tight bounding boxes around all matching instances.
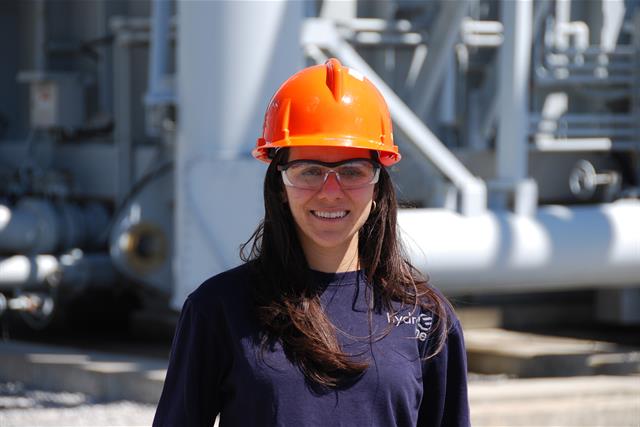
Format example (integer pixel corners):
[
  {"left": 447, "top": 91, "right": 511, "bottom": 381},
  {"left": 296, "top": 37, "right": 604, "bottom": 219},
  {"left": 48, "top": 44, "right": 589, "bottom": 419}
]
[{"left": 17, "top": 71, "right": 85, "bottom": 131}]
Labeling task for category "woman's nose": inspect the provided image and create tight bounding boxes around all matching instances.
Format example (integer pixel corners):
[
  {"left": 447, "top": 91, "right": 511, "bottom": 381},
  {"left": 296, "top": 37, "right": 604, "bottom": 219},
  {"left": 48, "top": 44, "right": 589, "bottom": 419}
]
[{"left": 318, "top": 171, "right": 343, "bottom": 196}]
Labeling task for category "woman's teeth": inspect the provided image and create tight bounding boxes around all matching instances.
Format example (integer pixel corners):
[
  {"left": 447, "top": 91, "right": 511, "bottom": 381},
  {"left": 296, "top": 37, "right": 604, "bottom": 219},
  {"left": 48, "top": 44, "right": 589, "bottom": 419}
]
[{"left": 312, "top": 210, "right": 348, "bottom": 219}]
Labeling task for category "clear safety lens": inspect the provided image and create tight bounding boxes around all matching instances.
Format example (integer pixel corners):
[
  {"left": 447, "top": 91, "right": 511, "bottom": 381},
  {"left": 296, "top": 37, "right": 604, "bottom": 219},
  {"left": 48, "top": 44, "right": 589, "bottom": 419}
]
[{"left": 280, "top": 159, "right": 380, "bottom": 190}]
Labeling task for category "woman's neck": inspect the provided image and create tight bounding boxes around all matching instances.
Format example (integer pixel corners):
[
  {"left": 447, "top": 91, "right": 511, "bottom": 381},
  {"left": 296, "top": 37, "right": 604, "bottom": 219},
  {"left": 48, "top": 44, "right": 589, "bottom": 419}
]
[{"left": 301, "top": 233, "right": 360, "bottom": 273}]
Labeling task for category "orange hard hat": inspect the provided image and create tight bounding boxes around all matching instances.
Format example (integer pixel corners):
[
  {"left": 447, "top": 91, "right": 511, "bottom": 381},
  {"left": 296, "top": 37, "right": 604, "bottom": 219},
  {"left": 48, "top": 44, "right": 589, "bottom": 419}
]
[{"left": 253, "top": 58, "right": 401, "bottom": 166}]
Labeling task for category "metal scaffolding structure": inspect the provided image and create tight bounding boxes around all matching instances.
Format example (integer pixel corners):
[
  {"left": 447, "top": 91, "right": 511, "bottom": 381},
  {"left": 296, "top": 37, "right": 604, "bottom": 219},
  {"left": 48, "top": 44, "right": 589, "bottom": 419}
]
[{"left": 0, "top": 0, "right": 639, "bottom": 326}]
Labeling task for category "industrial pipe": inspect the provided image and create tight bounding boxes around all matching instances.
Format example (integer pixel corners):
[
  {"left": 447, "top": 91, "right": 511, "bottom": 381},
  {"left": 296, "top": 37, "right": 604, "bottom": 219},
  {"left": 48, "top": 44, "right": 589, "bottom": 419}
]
[
  {"left": 399, "top": 200, "right": 640, "bottom": 294},
  {"left": 0, "top": 199, "right": 109, "bottom": 254},
  {"left": 0, "top": 251, "right": 116, "bottom": 290},
  {"left": 0, "top": 255, "right": 58, "bottom": 289}
]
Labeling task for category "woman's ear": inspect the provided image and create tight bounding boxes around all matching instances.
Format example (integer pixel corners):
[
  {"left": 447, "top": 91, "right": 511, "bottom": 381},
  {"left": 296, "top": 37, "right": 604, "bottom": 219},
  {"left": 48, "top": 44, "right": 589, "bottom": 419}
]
[{"left": 281, "top": 190, "right": 288, "bottom": 204}]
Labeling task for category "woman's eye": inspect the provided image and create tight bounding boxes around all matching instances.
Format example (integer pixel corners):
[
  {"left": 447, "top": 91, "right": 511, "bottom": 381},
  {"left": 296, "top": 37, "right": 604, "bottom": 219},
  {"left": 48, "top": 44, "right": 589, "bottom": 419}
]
[
  {"left": 299, "top": 167, "right": 323, "bottom": 176},
  {"left": 339, "top": 166, "right": 366, "bottom": 177}
]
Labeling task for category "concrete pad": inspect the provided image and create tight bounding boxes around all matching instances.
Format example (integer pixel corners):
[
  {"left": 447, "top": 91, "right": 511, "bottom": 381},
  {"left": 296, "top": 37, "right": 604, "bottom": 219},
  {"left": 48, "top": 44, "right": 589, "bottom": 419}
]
[
  {"left": 457, "top": 307, "right": 503, "bottom": 329},
  {"left": 0, "top": 340, "right": 167, "bottom": 404},
  {"left": 470, "top": 375, "right": 640, "bottom": 402},
  {"left": 589, "top": 352, "right": 640, "bottom": 375},
  {"left": 1, "top": 339, "right": 638, "bottom": 426},
  {"left": 470, "top": 376, "right": 640, "bottom": 426},
  {"left": 465, "top": 328, "right": 640, "bottom": 376}
]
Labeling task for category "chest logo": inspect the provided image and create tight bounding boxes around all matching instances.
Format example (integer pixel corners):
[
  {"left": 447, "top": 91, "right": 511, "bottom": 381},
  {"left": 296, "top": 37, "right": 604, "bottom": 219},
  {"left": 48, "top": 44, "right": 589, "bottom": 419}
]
[{"left": 386, "top": 312, "right": 433, "bottom": 341}]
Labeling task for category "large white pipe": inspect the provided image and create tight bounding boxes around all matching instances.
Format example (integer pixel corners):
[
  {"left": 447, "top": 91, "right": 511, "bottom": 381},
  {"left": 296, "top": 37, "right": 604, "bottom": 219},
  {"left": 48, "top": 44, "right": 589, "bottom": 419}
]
[
  {"left": 399, "top": 200, "right": 640, "bottom": 294},
  {"left": 175, "top": 0, "right": 304, "bottom": 309}
]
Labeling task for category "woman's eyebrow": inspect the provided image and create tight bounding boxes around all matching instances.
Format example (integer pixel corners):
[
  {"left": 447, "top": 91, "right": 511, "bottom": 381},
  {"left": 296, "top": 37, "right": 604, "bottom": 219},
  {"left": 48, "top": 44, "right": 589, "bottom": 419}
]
[{"left": 284, "top": 158, "right": 374, "bottom": 167}]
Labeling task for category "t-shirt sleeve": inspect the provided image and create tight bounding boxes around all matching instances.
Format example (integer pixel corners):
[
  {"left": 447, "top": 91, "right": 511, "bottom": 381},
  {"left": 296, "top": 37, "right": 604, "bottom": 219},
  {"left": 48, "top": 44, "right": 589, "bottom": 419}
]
[
  {"left": 417, "top": 316, "right": 471, "bottom": 427},
  {"left": 153, "top": 296, "right": 226, "bottom": 427}
]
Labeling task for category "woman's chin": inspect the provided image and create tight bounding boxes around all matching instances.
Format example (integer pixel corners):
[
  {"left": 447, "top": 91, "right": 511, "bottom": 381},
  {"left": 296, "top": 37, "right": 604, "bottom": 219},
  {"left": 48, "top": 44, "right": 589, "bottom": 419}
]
[{"left": 302, "top": 231, "right": 357, "bottom": 253}]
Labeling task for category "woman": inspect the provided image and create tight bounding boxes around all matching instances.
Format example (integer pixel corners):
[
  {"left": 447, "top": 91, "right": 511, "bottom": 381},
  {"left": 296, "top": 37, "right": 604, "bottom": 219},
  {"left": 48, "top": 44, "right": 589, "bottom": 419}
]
[{"left": 154, "top": 59, "right": 470, "bottom": 427}]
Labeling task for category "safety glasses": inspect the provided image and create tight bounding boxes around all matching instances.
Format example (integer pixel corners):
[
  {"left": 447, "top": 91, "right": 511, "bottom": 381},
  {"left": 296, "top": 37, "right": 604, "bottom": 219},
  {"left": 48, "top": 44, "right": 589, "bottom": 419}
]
[{"left": 277, "top": 158, "right": 380, "bottom": 190}]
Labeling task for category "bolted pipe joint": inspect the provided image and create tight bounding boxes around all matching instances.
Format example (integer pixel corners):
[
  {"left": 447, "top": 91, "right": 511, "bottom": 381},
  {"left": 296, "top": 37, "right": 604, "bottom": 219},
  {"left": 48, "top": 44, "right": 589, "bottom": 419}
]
[{"left": 0, "top": 199, "right": 109, "bottom": 254}]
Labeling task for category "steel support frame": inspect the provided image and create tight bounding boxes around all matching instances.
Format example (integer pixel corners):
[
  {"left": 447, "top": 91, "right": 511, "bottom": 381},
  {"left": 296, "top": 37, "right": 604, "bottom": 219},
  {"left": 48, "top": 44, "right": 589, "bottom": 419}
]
[
  {"left": 302, "top": 19, "right": 486, "bottom": 217},
  {"left": 594, "top": 9, "right": 640, "bottom": 327},
  {"left": 467, "top": 0, "right": 547, "bottom": 153},
  {"left": 405, "top": 0, "right": 471, "bottom": 119}
]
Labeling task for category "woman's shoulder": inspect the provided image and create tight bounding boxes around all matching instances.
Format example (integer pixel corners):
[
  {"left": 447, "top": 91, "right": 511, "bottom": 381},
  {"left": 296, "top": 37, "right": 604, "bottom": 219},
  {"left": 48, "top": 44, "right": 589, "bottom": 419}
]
[
  {"left": 420, "top": 282, "right": 458, "bottom": 314},
  {"left": 415, "top": 283, "right": 464, "bottom": 337},
  {"left": 391, "top": 283, "right": 465, "bottom": 367},
  {"left": 186, "top": 262, "right": 256, "bottom": 314}
]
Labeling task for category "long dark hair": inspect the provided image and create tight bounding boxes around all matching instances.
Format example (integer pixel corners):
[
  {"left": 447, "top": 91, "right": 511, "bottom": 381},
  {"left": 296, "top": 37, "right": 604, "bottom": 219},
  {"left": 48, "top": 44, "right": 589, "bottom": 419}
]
[{"left": 241, "top": 148, "right": 452, "bottom": 387}]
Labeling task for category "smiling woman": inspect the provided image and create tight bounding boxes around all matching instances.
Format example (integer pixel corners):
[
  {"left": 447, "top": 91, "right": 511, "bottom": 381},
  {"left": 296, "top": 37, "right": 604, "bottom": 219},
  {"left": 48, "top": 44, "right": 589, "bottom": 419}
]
[
  {"left": 153, "top": 59, "right": 470, "bottom": 427},
  {"left": 281, "top": 146, "right": 377, "bottom": 272}
]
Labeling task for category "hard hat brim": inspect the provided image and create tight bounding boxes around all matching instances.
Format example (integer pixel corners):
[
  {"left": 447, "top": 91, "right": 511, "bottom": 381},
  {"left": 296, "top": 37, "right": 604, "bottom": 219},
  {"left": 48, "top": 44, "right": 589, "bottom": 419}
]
[{"left": 253, "top": 135, "right": 401, "bottom": 167}]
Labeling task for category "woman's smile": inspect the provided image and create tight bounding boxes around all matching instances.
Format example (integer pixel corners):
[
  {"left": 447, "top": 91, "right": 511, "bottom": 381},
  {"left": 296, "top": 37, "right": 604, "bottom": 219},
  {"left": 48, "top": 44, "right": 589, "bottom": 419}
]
[{"left": 310, "top": 209, "right": 349, "bottom": 220}]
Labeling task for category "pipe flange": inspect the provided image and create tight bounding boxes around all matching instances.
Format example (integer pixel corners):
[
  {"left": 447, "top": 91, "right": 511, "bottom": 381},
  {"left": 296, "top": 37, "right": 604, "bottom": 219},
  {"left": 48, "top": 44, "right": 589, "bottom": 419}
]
[
  {"left": 117, "top": 222, "right": 168, "bottom": 274},
  {"left": 16, "top": 199, "right": 60, "bottom": 253},
  {"left": 569, "top": 160, "right": 598, "bottom": 200}
]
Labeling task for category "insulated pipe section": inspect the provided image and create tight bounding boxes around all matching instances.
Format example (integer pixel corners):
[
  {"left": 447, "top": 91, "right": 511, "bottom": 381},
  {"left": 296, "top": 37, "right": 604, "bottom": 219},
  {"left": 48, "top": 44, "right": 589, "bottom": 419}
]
[
  {"left": 0, "top": 199, "right": 109, "bottom": 254},
  {"left": 0, "top": 252, "right": 116, "bottom": 290},
  {"left": 0, "top": 255, "right": 58, "bottom": 289},
  {"left": 399, "top": 200, "right": 640, "bottom": 294}
]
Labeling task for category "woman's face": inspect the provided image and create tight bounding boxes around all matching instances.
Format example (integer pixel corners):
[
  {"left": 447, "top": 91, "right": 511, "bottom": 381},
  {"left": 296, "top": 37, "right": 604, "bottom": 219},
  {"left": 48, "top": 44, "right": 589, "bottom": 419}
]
[{"left": 283, "top": 146, "right": 376, "bottom": 257}]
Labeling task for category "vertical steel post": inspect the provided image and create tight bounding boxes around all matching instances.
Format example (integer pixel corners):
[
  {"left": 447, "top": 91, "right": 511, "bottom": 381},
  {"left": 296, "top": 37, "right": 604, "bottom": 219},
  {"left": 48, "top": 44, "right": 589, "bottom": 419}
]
[
  {"left": 113, "top": 36, "right": 132, "bottom": 205},
  {"left": 319, "top": 0, "right": 357, "bottom": 20},
  {"left": 145, "top": 0, "right": 174, "bottom": 137},
  {"left": 32, "top": 0, "right": 47, "bottom": 72},
  {"left": 96, "top": 1, "right": 116, "bottom": 116},
  {"left": 496, "top": 0, "right": 537, "bottom": 215},
  {"left": 147, "top": 0, "right": 171, "bottom": 101}
]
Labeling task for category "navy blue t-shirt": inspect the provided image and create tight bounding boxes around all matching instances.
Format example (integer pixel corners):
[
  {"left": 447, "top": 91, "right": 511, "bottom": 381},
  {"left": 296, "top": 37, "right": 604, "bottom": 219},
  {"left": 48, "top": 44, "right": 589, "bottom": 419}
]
[{"left": 153, "top": 264, "right": 470, "bottom": 426}]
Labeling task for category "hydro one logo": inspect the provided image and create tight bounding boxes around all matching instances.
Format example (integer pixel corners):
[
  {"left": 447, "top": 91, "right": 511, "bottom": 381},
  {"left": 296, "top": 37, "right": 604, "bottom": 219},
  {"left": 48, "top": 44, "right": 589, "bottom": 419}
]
[{"left": 386, "top": 312, "right": 433, "bottom": 342}]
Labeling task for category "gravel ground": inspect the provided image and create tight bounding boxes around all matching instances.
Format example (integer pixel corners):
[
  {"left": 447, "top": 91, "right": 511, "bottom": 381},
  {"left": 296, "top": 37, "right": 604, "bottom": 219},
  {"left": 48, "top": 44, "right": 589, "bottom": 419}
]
[{"left": 0, "top": 382, "right": 156, "bottom": 427}]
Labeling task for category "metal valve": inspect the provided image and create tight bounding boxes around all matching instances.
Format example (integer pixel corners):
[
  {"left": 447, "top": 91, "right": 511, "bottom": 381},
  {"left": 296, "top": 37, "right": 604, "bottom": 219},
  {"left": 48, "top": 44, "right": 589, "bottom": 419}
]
[{"left": 569, "top": 160, "right": 621, "bottom": 201}]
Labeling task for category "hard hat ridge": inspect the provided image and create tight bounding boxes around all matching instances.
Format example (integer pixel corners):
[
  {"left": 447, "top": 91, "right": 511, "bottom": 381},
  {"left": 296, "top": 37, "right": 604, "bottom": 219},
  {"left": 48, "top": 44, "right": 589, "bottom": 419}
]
[
  {"left": 325, "top": 58, "right": 344, "bottom": 102},
  {"left": 253, "top": 58, "right": 401, "bottom": 166}
]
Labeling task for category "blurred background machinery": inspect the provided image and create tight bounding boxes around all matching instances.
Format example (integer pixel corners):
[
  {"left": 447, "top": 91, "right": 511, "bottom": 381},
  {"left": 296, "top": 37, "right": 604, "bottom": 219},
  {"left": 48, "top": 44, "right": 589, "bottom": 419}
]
[{"left": 0, "top": 0, "right": 639, "bottom": 330}]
